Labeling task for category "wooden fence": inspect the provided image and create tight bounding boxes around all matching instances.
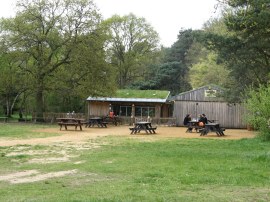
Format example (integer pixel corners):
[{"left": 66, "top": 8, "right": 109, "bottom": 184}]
[{"left": 31, "top": 113, "right": 86, "bottom": 123}]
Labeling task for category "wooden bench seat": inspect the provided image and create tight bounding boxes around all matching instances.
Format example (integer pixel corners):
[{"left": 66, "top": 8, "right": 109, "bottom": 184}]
[
  {"left": 101, "top": 122, "right": 108, "bottom": 128},
  {"left": 147, "top": 127, "right": 157, "bottom": 134},
  {"left": 200, "top": 124, "right": 225, "bottom": 136},
  {"left": 58, "top": 122, "right": 83, "bottom": 131},
  {"left": 129, "top": 126, "right": 157, "bottom": 134},
  {"left": 129, "top": 127, "right": 138, "bottom": 134}
]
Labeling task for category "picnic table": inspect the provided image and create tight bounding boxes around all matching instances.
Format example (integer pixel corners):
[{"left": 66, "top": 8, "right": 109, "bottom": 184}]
[
  {"left": 186, "top": 120, "right": 202, "bottom": 133},
  {"left": 85, "top": 117, "right": 108, "bottom": 128},
  {"left": 200, "top": 123, "right": 225, "bottom": 136},
  {"left": 57, "top": 118, "right": 84, "bottom": 131},
  {"left": 130, "top": 121, "right": 157, "bottom": 134},
  {"left": 102, "top": 116, "right": 121, "bottom": 126}
]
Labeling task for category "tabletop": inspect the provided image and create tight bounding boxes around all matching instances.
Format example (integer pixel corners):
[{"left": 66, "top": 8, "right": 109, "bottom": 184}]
[
  {"left": 57, "top": 118, "right": 84, "bottom": 122},
  {"left": 86, "top": 117, "right": 107, "bottom": 128},
  {"left": 89, "top": 117, "right": 103, "bottom": 120},
  {"left": 130, "top": 122, "right": 156, "bottom": 134}
]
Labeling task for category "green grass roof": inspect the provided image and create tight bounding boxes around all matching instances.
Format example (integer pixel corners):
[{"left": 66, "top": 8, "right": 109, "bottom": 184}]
[{"left": 114, "top": 89, "right": 170, "bottom": 99}]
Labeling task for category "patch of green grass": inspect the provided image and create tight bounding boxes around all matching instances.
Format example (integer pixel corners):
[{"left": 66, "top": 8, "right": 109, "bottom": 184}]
[
  {"left": 0, "top": 124, "right": 58, "bottom": 139},
  {"left": 115, "top": 89, "right": 170, "bottom": 99},
  {"left": 0, "top": 134, "right": 269, "bottom": 201}
]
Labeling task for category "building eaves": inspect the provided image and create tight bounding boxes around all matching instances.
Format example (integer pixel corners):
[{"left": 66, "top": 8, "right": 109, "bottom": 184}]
[{"left": 86, "top": 97, "right": 168, "bottom": 103}]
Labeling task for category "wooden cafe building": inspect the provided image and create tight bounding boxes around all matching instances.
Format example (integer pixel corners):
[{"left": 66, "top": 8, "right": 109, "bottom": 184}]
[{"left": 86, "top": 89, "right": 173, "bottom": 124}]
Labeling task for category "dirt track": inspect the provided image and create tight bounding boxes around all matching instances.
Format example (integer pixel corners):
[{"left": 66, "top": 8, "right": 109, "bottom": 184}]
[{"left": 0, "top": 125, "right": 256, "bottom": 147}]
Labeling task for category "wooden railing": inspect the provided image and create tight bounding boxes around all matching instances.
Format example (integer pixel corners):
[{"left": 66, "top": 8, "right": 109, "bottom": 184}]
[
  {"left": 20, "top": 113, "right": 177, "bottom": 126},
  {"left": 32, "top": 113, "right": 86, "bottom": 123},
  {"left": 119, "top": 116, "right": 176, "bottom": 126}
]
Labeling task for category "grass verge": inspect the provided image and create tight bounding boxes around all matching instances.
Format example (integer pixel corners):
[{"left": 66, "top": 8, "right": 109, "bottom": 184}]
[{"left": 0, "top": 127, "right": 269, "bottom": 201}]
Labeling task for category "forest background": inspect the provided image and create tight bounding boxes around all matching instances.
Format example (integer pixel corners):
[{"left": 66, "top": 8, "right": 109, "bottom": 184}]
[{"left": 0, "top": 0, "right": 270, "bottom": 139}]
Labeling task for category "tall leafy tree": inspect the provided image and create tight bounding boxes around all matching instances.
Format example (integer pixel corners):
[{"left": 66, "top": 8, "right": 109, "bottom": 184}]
[
  {"left": 201, "top": 0, "right": 270, "bottom": 101},
  {"left": 162, "top": 29, "right": 194, "bottom": 93},
  {"left": 0, "top": 0, "right": 103, "bottom": 120},
  {"left": 131, "top": 29, "right": 194, "bottom": 94},
  {"left": 188, "top": 19, "right": 232, "bottom": 89},
  {"left": 102, "top": 13, "right": 160, "bottom": 88},
  {"left": 50, "top": 32, "right": 116, "bottom": 112},
  {"left": 189, "top": 52, "right": 231, "bottom": 88}
]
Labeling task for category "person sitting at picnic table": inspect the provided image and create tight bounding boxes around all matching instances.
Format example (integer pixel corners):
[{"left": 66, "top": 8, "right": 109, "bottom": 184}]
[
  {"left": 198, "top": 113, "right": 208, "bottom": 127},
  {"left": 183, "top": 114, "right": 192, "bottom": 132}
]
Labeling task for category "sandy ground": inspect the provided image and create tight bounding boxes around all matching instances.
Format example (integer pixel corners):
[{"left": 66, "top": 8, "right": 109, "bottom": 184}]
[{"left": 0, "top": 125, "right": 257, "bottom": 147}]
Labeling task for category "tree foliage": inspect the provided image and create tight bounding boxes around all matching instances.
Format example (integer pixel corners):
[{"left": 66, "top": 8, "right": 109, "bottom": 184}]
[
  {"left": 163, "top": 29, "right": 196, "bottom": 93},
  {"left": 0, "top": 0, "right": 111, "bottom": 118},
  {"left": 189, "top": 52, "right": 231, "bottom": 88},
  {"left": 129, "top": 29, "right": 194, "bottom": 94},
  {"left": 0, "top": 52, "right": 29, "bottom": 116},
  {"left": 200, "top": 0, "right": 270, "bottom": 101},
  {"left": 102, "top": 13, "right": 160, "bottom": 88}
]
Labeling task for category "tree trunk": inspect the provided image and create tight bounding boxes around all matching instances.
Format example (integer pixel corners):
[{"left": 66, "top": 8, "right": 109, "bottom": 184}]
[
  {"left": 6, "top": 99, "right": 10, "bottom": 117},
  {"left": 10, "top": 93, "right": 21, "bottom": 116},
  {"left": 35, "top": 86, "right": 44, "bottom": 122}
]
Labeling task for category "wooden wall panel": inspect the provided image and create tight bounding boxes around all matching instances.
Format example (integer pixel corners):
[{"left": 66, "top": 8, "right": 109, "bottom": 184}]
[
  {"left": 88, "top": 102, "right": 110, "bottom": 117},
  {"left": 173, "top": 101, "right": 247, "bottom": 128}
]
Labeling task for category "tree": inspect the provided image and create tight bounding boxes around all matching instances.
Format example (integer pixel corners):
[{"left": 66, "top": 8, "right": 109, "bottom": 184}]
[
  {"left": 245, "top": 84, "right": 270, "bottom": 141},
  {"left": 162, "top": 29, "right": 195, "bottom": 93},
  {"left": 131, "top": 29, "right": 195, "bottom": 94},
  {"left": 102, "top": 13, "right": 160, "bottom": 88},
  {"left": 50, "top": 32, "right": 116, "bottom": 112},
  {"left": 200, "top": 0, "right": 270, "bottom": 101},
  {"left": 0, "top": 44, "right": 33, "bottom": 117},
  {"left": 186, "top": 19, "right": 233, "bottom": 89},
  {"left": 0, "top": 0, "right": 103, "bottom": 120},
  {"left": 189, "top": 52, "right": 231, "bottom": 88}
]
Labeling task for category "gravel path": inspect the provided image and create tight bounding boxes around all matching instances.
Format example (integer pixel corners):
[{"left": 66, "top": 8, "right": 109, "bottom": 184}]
[{"left": 0, "top": 126, "right": 256, "bottom": 147}]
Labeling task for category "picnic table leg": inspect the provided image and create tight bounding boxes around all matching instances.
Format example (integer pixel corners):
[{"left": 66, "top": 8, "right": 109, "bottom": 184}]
[
  {"left": 64, "top": 125, "right": 67, "bottom": 130},
  {"left": 134, "top": 127, "right": 140, "bottom": 134},
  {"left": 218, "top": 129, "right": 225, "bottom": 136}
]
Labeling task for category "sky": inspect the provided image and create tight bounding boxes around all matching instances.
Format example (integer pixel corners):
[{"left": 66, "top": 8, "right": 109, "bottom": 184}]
[{"left": 0, "top": 0, "right": 219, "bottom": 47}]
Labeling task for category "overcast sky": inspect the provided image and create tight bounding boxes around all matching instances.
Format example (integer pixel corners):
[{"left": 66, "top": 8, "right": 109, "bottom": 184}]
[{"left": 0, "top": 0, "right": 219, "bottom": 47}]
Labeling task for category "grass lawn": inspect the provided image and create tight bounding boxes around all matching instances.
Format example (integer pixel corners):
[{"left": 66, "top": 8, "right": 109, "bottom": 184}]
[
  {"left": 0, "top": 124, "right": 269, "bottom": 201},
  {"left": 0, "top": 123, "right": 59, "bottom": 139}
]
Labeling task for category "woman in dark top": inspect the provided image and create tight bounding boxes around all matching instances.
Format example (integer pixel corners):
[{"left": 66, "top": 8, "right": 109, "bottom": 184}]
[
  {"left": 183, "top": 114, "right": 192, "bottom": 132},
  {"left": 183, "top": 114, "right": 191, "bottom": 125}
]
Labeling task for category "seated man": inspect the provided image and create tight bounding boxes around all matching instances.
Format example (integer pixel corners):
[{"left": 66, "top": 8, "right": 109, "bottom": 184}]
[
  {"left": 183, "top": 114, "right": 192, "bottom": 132},
  {"left": 198, "top": 113, "right": 208, "bottom": 126}
]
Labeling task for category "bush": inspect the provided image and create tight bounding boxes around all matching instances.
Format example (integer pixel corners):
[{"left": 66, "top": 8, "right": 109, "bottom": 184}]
[{"left": 244, "top": 84, "right": 270, "bottom": 141}]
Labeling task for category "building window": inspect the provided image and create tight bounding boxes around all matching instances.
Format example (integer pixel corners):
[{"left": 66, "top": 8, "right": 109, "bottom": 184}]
[
  {"left": 135, "top": 106, "right": 155, "bottom": 117},
  {"left": 119, "top": 106, "right": 132, "bottom": 116},
  {"left": 205, "top": 89, "right": 217, "bottom": 97}
]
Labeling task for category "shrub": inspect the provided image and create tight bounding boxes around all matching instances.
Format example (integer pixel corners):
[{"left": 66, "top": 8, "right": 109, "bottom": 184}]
[{"left": 244, "top": 84, "right": 270, "bottom": 141}]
